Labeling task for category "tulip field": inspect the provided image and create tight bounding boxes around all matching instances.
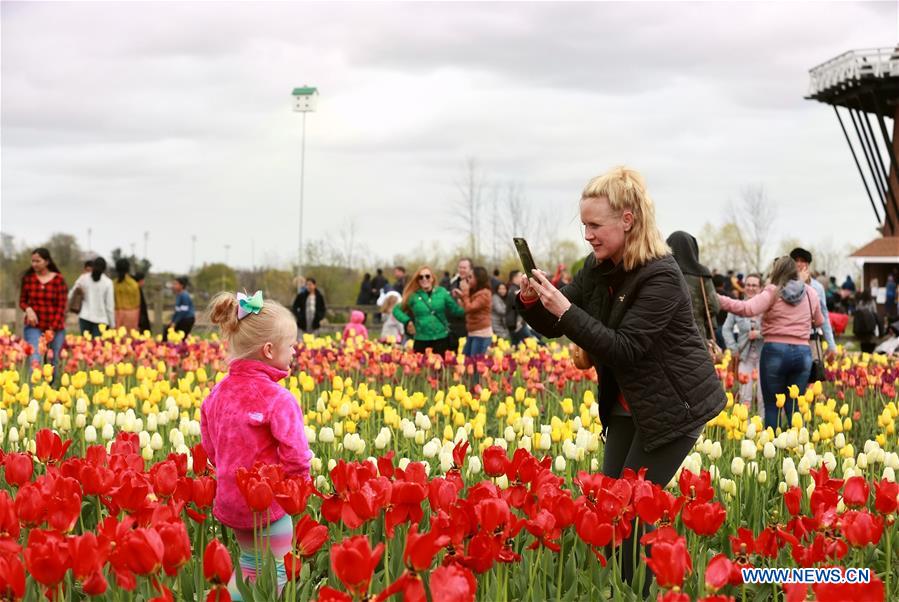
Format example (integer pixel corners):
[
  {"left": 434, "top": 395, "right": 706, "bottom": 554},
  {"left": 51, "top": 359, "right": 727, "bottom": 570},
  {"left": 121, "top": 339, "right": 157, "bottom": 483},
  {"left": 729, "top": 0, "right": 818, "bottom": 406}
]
[{"left": 0, "top": 325, "right": 897, "bottom": 601}]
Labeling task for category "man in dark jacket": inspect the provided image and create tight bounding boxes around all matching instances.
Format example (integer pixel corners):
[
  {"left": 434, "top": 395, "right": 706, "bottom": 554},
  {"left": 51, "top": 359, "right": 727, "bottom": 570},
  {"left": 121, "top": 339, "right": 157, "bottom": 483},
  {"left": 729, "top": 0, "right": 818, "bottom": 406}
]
[{"left": 292, "top": 278, "right": 327, "bottom": 333}]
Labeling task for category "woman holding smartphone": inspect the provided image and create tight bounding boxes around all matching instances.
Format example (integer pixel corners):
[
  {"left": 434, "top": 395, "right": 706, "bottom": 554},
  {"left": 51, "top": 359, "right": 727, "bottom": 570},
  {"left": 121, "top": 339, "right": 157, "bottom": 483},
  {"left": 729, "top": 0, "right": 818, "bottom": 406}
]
[
  {"left": 393, "top": 265, "right": 464, "bottom": 355},
  {"left": 516, "top": 166, "right": 726, "bottom": 590}
]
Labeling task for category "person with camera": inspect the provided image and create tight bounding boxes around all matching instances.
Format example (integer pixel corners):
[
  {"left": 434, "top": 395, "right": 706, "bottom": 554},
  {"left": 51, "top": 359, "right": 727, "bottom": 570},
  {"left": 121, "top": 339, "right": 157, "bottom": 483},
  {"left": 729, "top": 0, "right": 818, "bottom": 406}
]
[{"left": 516, "top": 166, "right": 726, "bottom": 590}]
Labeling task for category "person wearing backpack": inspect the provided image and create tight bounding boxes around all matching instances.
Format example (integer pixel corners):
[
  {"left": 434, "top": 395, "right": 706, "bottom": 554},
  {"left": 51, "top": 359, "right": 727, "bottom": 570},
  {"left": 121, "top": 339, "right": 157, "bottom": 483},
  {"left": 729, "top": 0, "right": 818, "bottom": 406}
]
[{"left": 854, "top": 291, "right": 880, "bottom": 353}]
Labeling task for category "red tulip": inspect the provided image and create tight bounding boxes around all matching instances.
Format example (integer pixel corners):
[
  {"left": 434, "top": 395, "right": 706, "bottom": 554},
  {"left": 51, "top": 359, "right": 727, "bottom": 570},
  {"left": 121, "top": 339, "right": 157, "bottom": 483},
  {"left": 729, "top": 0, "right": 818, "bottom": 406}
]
[
  {"left": 575, "top": 508, "right": 613, "bottom": 548},
  {"left": 82, "top": 570, "right": 109, "bottom": 596},
  {"left": 874, "top": 479, "right": 899, "bottom": 514},
  {"left": 0, "top": 490, "right": 22, "bottom": 537},
  {"left": 403, "top": 524, "right": 450, "bottom": 572},
  {"left": 244, "top": 478, "right": 273, "bottom": 512},
  {"left": 755, "top": 526, "right": 800, "bottom": 558},
  {"left": 705, "top": 553, "right": 741, "bottom": 590},
  {"left": 150, "top": 460, "right": 179, "bottom": 499},
  {"left": 681, "top": 501, "right": 726, "bottom": 536},
  {"left": 482, "top": 446, "right": 509, "bottom": 478},
  {"left": 678, "top": 469, "right": 714, "bottom": 503},
  {"left": 122, "top": 528, "right": 165, "bottom": 575},
  {"left": 80, "top": 462, "right": 116, "bottom": 496},
  {"left": 193, "top": 475, "right": 217, "bottom": 509},
  {"left": 4, "top": 453, "right": 33, "bottom": 487},
  {"left": 46, "top": 476, "right": 82, "bottom": 532},
  {"left": 645, "top": 536, "right": 692, "bottom": 589},
  {"left": 430, "top": 563, "right": 477, "bottom": 602},
  {"left": 35, "top": 428, "right": 73, "bottom": 465},
  {"left": 784, "top": 486, "right": 802, "bottom": 516},
  {"left": 0, "top": 553, "right": 25, "bottom": 601},
  {"left": 68, "top": 532, "right": 109, "bottom": 584},
  {"left": 273, "top": 475, "right": 316, "bottom": 516},
  {"left": 840, "top": 510, "right": 884, "bottom": 547},
  {"left": 314, "top": 586, "right": 353, "bottom": 602},
  {"left": 204, "top": 539, "right": 233, "bottom": 585},
  {"left": 331, "top": 535, "right": 384, "bottom": 597},
  {"left": 23, "top": 529, "right": 71, "bottom": 588},
  {"left": 192, "top": 443, "right": 212, "bottom": 476},
  {"left": 842, "top": 476, "right": 869, "bottom": 508},
  {"left": 657, "top": 593, "right": 691, "bottom": 602},
  {"left": 110, "top": 470, "right": 151, "bottom": 513},
  {"left": 294, "top": 514, "right": 329, "bottom": 558},
  {"left": 157, "top": 520, "right": 192, "bottom": 576},
  {"left": 451, "top": 440, "right": 470, "bottom": 470}
]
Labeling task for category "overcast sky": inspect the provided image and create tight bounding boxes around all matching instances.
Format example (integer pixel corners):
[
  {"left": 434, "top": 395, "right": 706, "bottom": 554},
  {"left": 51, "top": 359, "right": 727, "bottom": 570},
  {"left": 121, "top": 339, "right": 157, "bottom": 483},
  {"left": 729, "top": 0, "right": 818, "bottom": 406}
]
[{"left": 2, "top": 1, "right": 897, "bottom": 273}]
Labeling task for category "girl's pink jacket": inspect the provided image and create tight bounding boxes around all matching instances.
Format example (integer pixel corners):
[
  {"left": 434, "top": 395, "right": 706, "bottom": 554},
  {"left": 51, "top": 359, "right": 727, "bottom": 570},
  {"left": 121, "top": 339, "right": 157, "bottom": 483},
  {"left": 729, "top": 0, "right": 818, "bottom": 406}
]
[{"left": 200, "top": 359, "right": 312, "bottom": 529}]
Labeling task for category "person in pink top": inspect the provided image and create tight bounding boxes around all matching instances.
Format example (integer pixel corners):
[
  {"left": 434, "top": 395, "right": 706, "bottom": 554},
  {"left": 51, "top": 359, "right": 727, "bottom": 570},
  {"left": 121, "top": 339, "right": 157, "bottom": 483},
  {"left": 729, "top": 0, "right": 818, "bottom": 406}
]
[
  {"left": 200, "top": 290, "right": 311, "bottom": 599},
  {"left": 717, "top": 256, "right": 824, "bottom": 432},
  {"left": 342, "top": 309, "right": 369, "bottom": 340}
]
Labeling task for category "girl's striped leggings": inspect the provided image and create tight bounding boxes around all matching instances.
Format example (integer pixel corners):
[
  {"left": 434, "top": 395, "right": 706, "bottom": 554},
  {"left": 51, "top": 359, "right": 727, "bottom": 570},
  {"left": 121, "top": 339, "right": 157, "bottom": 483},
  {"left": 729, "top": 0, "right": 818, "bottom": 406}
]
[{"left": 227, "top": 514, "right": 293, "bottom": 601}]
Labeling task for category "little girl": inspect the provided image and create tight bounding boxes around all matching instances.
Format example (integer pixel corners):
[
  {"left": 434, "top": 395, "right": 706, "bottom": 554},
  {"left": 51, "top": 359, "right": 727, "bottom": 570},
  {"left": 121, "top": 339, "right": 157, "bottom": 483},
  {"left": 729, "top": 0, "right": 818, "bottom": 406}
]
[
  {"left": 377, "top": 290, "right": 404, "bottom": 343},
  {"left": 342, "top": 309, "right": 369, "bottom": 340},
  {"left": 200, "top": 291, "right": 312, "bottom": 599}
]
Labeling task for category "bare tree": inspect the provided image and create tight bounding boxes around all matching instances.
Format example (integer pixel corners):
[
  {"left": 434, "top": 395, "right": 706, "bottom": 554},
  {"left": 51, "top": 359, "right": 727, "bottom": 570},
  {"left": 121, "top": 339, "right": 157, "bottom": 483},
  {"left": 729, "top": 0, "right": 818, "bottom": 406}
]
[
  {"left": 452, "top": 158, "right": 485, "bottom": 259},
  {"left": 338, "top": 217, "right": 358, "bottom": 269},
  {"left": 730, "top": 185, "right": 777, "bottom": 273}
]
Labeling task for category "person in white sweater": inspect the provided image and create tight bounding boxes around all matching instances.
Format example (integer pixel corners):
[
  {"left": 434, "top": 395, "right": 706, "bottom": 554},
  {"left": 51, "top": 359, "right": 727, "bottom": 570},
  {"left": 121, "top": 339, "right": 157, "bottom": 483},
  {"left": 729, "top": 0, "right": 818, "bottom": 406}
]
[{"left": 70, "top": 257, "right": 115, "bottom": 336}]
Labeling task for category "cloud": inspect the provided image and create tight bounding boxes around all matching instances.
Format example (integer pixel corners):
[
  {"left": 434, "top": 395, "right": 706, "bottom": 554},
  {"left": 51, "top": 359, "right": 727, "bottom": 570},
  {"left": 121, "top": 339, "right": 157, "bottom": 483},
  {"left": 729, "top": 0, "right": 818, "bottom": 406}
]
[{"left": 1, "top": 1, "right": 895, "bottom": 273}]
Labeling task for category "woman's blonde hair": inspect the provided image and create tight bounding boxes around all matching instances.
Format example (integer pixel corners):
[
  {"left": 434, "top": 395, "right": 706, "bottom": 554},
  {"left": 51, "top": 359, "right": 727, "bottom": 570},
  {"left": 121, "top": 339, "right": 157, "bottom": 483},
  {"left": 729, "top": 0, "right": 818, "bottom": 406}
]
[
  {"left": 581, "top": 166, "right": 670, "bottom": 271},
  {"left": 400, "top": 266, "right": 436, "bottom": 313},
  {"left": 208, "top": 292, "right": 297, "bottom": 359}
]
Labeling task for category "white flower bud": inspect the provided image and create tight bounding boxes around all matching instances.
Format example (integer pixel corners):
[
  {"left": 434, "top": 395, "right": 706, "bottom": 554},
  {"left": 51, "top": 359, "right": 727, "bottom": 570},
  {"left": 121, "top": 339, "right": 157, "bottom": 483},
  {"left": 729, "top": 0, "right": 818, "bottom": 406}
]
[
  {"left": 319, "top": 427, "right": 334, "bottom": 443},
  {"left": 731, "top": 457, "right": 745, "bottom": 476}
]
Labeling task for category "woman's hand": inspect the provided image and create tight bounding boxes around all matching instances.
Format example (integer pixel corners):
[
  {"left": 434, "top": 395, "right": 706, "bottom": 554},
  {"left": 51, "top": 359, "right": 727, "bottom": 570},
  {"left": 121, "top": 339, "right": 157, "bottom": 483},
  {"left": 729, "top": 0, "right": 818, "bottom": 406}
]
[
  {"left": 518, "top": 276, "right": 538, "bottom": 302},
  {"left": 406, "top": 322, "right": 416, "bottom": 336},
  {"left": 24, "top": 308, "right": 38, "bottom": 326},
  {"left": 528, "top": 269, "right": 572, "bottom": 318}
]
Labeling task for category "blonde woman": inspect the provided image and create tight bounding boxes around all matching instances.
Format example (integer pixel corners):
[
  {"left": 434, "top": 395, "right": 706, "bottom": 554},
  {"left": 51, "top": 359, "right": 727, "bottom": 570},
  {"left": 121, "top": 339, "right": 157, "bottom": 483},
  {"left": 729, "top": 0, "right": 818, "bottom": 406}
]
[{"left": 517, "top": 166, "right": 726, "bottom": 590}]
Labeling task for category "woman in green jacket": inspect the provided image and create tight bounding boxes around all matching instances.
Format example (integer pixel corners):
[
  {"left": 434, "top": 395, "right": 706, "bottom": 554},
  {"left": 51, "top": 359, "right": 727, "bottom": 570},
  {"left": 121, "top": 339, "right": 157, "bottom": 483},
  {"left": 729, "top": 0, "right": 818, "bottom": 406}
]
[{"left": 394, "top": 265, "right": 464, "bottom": 355}]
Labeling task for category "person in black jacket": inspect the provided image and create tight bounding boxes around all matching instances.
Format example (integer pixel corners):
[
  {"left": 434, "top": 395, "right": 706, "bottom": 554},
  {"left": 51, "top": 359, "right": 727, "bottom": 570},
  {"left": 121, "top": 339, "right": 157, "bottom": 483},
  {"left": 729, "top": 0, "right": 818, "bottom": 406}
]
[
  {"left": 292, "top": 278, "right": 327, "bottom": 334},
  {"left": 518, "top": 166, "right": 726, "bottom": 591}
]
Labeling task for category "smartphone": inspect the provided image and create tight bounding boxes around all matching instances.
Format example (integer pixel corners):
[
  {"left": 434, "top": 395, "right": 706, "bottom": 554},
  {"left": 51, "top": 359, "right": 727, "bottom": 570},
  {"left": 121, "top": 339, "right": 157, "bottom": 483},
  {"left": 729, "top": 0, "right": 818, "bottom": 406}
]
[{"left": 513, "top": 237, "right": 538, "bottom": 277}]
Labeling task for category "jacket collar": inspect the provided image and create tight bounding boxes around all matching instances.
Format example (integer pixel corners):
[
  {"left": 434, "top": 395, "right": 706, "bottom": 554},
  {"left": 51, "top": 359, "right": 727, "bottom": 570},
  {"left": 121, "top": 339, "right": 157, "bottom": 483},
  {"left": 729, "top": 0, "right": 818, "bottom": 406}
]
[{"left": 227, "top": 358, "right": 289, "bottom": 382}]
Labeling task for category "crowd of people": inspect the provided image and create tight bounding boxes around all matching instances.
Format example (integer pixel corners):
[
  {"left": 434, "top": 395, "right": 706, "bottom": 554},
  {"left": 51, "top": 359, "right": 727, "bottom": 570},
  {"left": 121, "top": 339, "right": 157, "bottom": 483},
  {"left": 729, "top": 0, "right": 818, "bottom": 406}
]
[
  {"left": 347, "top": 259, "right": 542, "bottom": 356},
  {"left": 18, "top": 249, "right": 196, "bottom": 376}
]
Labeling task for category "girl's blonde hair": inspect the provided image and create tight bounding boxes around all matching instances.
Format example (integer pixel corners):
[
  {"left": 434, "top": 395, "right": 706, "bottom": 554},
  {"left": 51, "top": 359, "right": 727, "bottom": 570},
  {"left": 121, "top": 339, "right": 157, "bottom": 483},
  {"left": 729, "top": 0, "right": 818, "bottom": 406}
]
[
  {"left": 581, "top": 166, "right": 670, "bottom": 271},
  {"left": 208, "top": 292, "right": 297, "bottom": 359}
]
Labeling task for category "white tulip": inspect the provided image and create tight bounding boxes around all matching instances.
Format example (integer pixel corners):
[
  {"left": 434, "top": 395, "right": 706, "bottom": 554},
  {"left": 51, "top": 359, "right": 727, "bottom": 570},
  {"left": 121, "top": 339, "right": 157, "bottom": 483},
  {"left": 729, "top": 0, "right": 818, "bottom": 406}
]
[
  {"left": 884, "top": 467, "right": 896, "bottom": 483},
  {"left": 554, "top": 456, "right": 567, "bottom": 472},
  {"left": 101, "top": 423, "right": 114, "bottom": 440},
  {"left": 7, "top": 427, "right": 18, "bottom": 444},
  {"left": 423, "top": 438, "right": 441, "bottom": 458},
  {"left": 84, "top": 425, "right": 96, "bottom": 443},
  {"left": 745, "top": 424, "right": 757, "bottom": 440},
  {"left": 141, "top": 446, "right": 153, "bottom": 461},
  {"left": 420, "top": 461, "right": 431, "bottom": 476},
  {"left": 822, "top": 452, "right": 836, "bottom": 472},
  {"left": 834, "top": 433, "right": 846, "bottom": 449},
  {"left": 315, "top": 475, "right": 330, "bottom": 493},
  {"left": 886, "top": 453, "right": 899, "bottom": 471},
  {"left": 157, "top": 411, "right": 169, "bottom": 426},
  {"left": 591, "top": 458, "right": 600, "bottom": 471},
  {"left": 785, "top": 468, "right": 799, "bottom": 488},
  {"left": 763, "top": 442, "right": 776, "bottom": 459},
  {"left": 797, "top": 428, "right": 809, "bottom": 446},
  {"left": 522, "top": 416, "right": 534, "bottom": 437},
  {"left": 139, "top": 431, "right": 150, "bottom": 448},
  {"left": 415, "top": 412, "right": 431, "bottom": 431},
  {"left": 188, "top": 421, "right": 201, "bottom": 437},
  {"left": 150, "top": 433, "right": 163, "bottom": 451},
  {"left": 496, "top": 474, "right": 509, "bottom": 489},
  {"left": 518, "top": 436, "right": 532, "bottom": 452},
  {"left": 374, "top": 427, "right": 391, "bottom": 450},
  {"left": 495, "top": 438, "right": 508, "bottom": 450},
  {"left": 710, "top": 441, "right": 722, "bottom": 460},
  {"left": 741, "top": 440, "right": 757, "bottom": 460},
  {"left": 439, "top": 453, "right": 454, "bottom": 474},
  {"left": 398, "top": 457, "right": 411, "bottom": 471},
  {"left": 319, "top": 427, "right": 335, "bottom": 443},
  {"left": 468, "top": 456, "right": 482, "bottom": 476},
  {"left": 844, "top": 467, "right": 856, "bottom": 480},
  {"left": 76, "top": 398, "right": 88, "bottom": 414},
  {"left": 757, "top": 470, "right": 767, "bottom": 484},
  {"left": 778, "top": 481, "right": 788, "bottom": 494},
  {"left": 797, "top": 457, "right": 811, "bottom": 476},
  {"left": 731, "top": 457, "right": 745, "bottom": 476},
  {"left": 328, "top": 458, "right": 337, "bottom": 472},
  {"left": 414, "top": 430, "right": 425, "bottom": 445},
  {"left": 75, "top": 414, "right": 86, "bottom": 429}
]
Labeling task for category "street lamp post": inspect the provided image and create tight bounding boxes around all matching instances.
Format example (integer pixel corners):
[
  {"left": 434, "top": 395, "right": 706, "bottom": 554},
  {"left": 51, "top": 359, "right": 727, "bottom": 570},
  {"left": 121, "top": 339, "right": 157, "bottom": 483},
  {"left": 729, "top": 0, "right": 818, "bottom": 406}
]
[{"left": 291, "top": 86, "right": 319, "bottom": 288}]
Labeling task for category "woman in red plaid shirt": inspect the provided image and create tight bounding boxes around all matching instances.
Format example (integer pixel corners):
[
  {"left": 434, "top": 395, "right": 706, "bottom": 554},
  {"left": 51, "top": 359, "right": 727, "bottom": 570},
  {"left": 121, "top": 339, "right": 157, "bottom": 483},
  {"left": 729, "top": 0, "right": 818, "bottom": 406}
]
[{"left": 18, "top": 248, "right": 68, "bottom": 375}]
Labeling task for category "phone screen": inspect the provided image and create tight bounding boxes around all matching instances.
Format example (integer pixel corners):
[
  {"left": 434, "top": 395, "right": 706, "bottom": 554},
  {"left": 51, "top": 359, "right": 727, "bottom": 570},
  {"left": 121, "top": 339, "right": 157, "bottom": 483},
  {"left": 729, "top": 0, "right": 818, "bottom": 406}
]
[{"left": 513, "top": 238, "right": 538, "bottom": 276}]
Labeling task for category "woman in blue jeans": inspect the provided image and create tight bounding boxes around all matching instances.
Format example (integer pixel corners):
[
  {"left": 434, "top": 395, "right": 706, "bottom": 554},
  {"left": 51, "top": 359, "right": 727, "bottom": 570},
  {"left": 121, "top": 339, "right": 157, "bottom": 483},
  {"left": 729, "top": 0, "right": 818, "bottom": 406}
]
[
  {"left": 718, "top": 257, "right": 823, "bottom": 431},
  {"left": 18, "top": 248, "right": 68, "bottom": 376}
]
